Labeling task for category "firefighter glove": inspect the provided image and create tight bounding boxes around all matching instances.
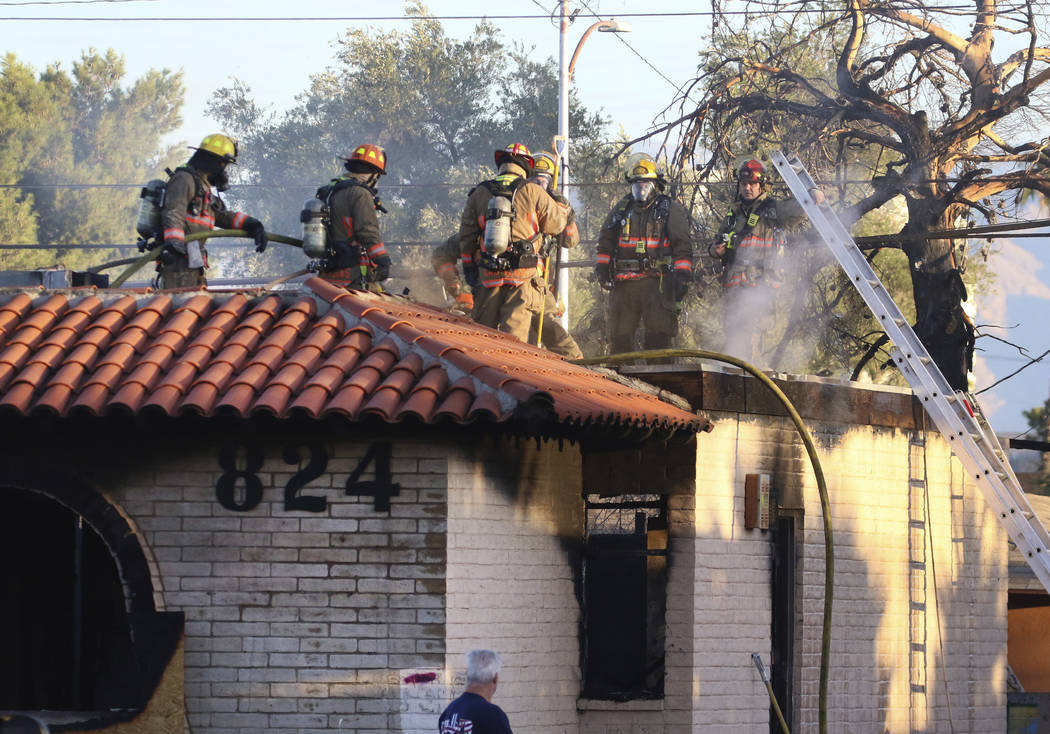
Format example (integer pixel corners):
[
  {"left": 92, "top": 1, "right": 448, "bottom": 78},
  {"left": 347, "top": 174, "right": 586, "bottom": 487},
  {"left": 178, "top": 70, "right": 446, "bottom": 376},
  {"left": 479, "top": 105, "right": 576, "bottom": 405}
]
[
  {"left": 373, "top": 254, "right": 392, "bottom": 282},
  {"left": 455, "top": 291, "right": 474, "bottom": 310},
  {"left": 595, "top": 263, "right": 613, "bottom": 291},
  {"left": 163, "top": 237, "right": 187, "bottom": 255},
  {"left": 464, "top": 264, "right": 481, "bottom": 289},
  {"left": 674, "top": 270, "right": 691, "bottom": 302},
  {"left": 244, "top": 218, "right": 268, "bottom": 253}
]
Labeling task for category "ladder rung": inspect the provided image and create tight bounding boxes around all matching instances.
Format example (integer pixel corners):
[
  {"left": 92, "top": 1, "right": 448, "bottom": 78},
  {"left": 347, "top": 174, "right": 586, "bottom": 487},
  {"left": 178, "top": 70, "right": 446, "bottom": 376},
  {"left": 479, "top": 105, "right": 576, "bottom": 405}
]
[{"left": 768, "top": 149, "right": 1050, "bottom": 595}]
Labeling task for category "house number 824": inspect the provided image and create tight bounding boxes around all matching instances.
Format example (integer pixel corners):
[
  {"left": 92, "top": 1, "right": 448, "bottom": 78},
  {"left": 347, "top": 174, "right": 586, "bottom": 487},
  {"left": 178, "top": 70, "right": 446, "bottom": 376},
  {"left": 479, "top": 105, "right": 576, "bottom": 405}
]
[{"left": 215, "top": 441, "right": 400, "bottom": 513}]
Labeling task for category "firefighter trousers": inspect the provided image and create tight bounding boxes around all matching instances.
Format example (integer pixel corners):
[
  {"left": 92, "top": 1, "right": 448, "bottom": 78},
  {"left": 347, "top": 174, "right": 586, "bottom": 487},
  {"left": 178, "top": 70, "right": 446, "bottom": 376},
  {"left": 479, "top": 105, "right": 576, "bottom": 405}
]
[
  {"left": 473, "top": 279, "right": 544, "bottom": 344},
  {"left": 156, "top": 254, "right": 206, "bottom": 289},
  {"left": 529, "top": 289, "right": 583, "bottom": 359},
  {"left": 608, "top": 276, "right": 677, "bottom": 354}
]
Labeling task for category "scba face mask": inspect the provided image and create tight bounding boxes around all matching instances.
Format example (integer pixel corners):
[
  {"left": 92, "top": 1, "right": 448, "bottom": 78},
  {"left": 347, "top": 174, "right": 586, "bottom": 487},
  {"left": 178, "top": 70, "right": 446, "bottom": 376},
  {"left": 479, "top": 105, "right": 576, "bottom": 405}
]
[
  {"left": 631, "top": 180, "right": 656, "bottom": 202},
  {"left": 529, "top": 174, "right": 553, "bottom": 192}
]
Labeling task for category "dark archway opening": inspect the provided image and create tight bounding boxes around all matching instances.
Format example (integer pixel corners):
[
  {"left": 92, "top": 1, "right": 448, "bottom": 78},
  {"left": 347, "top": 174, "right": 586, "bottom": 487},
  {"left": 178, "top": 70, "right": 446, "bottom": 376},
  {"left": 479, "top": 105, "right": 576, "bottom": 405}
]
[{"left": 0, "top": 488, "right": 138, "bottom": 711}]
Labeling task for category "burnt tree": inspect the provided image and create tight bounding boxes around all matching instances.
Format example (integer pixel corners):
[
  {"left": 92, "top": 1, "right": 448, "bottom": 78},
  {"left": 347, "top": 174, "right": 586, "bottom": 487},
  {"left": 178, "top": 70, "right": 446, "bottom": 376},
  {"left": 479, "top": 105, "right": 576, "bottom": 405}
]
[{"left": 654, "top": 0, "right": 1050, "bottom": 388}]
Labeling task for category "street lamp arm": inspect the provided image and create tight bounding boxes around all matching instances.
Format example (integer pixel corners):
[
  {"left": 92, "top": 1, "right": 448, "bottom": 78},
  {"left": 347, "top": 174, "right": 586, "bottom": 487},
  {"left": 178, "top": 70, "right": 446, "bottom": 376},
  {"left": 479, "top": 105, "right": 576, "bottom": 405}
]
[{"left": 568, "top": 22, "right": 605, "bottom": 79}]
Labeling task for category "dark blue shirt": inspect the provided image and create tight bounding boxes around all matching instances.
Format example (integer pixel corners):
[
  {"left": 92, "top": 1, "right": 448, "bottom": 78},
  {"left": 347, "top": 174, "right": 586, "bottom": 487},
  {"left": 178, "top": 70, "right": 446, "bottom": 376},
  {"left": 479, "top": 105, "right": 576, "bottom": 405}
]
[{"left": 438, "top": 691, "right": 513, "bottom": 734}]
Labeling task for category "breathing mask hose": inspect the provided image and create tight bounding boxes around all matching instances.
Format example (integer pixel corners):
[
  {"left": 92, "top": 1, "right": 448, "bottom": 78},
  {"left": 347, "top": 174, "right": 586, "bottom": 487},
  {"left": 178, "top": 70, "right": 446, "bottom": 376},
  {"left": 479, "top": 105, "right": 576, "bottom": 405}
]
[
  {"left": 108, "top": 230, "right": 304, "bottom": 287},
  {"left": 571, "top": 348, "right": 833, "bottom": 734}
]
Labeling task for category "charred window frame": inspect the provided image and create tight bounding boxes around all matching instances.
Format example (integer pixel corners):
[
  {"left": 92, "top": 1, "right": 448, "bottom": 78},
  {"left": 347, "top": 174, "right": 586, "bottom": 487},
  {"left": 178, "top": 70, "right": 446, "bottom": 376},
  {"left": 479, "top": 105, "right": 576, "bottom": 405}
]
[{"left": 581, "top": 493, "right": 667, "bottom": 701}]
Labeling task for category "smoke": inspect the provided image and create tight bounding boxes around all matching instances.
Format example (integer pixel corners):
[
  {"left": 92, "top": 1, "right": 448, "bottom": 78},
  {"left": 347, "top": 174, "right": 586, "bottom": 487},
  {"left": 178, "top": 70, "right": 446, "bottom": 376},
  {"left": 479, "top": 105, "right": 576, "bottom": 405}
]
[{"left": 697, "top": 230, "right": 838, "bottom": 373}]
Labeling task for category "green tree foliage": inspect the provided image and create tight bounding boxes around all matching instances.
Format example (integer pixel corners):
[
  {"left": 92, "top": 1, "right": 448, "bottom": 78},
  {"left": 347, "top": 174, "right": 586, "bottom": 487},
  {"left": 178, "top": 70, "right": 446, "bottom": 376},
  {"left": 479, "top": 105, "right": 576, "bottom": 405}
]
[
  {"left": 0, "top": 50, "right": 184, "bottom": 271},
  {"left": 207, "top": 3, "right": 609, "bottom": 305}
]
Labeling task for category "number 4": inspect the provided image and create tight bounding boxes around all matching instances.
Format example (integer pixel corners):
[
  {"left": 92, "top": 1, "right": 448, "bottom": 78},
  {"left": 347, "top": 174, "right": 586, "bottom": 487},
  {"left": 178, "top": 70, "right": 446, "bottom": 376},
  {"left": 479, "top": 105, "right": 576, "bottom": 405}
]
[{"left": 345, "top": 442, "right": 401, "bottom": 512}]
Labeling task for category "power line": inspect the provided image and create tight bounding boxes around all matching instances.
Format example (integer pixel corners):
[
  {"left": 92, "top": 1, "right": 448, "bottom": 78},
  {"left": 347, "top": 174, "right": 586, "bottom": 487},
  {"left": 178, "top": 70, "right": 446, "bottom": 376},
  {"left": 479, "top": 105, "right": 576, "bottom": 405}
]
[
  {"left": 3, "top": 177, "right": 1047, "bottom": 190},
  {"left": 575, "top": 0, "right": 691, "bottom": 99},
  {"left": 8, "top": 218, "right": 1050, "bottom": 250},
  {"left": 0, "top": 7, "right": 988, "bottom": 21},
  {"left": 0, "top": 0, "right": 158, "bottom": 4}
]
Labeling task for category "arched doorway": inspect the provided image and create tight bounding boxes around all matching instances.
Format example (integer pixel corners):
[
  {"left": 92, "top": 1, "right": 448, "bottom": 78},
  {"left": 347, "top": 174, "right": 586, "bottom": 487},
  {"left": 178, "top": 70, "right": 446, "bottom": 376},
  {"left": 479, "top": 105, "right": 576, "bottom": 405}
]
[{"left": 0, "top": 487, "right": 139, "bottom": 711}]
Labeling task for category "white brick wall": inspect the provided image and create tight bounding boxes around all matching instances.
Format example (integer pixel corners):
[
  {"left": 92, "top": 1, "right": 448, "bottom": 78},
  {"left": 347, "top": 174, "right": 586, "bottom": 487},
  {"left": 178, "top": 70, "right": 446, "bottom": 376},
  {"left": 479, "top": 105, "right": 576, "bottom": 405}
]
[
  {"left": 698, "top": 412, "right": 1006, "bottom": 734},
  {"left": 105, "top": 434, "right": 450, "bottom": 734},
  {"left": 444, "top": 437, "right": 584, "bottom": 734},
  {"left": 74, "top": 395, "right": 1004, "bottom": 734}
]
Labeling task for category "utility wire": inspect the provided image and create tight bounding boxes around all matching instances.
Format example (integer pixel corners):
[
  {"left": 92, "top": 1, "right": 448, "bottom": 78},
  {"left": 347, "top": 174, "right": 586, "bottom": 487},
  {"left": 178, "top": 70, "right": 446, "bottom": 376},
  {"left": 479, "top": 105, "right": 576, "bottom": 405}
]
[
  {"left": 5, "top": 177, "right": 1041, "bottom": 189},
  {"left": 0, "top": 7, "right": 988, "bottom": 20},
  {"left": 7, "top": 217, "right": 1050, "bottom": 250},
  {"left": 575, "top": 0, "right": 695, "bottom": 101},
  {"left": 0, "top": 0, "right": 157, "bottom": 4}
]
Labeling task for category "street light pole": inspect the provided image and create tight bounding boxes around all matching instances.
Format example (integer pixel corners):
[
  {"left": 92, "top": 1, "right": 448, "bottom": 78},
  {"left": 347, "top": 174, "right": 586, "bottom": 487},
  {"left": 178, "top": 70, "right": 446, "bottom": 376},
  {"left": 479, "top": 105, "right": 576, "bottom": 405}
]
[
  {"left": 556, "top": 1, "right": 572, "bottom": 329},
  {"left": 555, "top": 3, "right": 631, "bottom": 329}
]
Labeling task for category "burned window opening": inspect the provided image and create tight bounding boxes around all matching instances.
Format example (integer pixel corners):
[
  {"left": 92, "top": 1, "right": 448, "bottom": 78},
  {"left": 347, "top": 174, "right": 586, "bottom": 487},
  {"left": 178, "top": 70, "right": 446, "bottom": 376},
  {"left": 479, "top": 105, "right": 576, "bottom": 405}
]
[{"left": 581, "top": 493, "right": 667, "bottom": 701}]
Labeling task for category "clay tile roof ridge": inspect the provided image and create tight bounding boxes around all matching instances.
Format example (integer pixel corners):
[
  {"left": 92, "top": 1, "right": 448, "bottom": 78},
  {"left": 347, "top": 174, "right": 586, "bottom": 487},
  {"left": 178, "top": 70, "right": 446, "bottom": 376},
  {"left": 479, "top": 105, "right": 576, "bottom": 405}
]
[{"left": 320, "top": 291, "right": 537, "bottom": 418}]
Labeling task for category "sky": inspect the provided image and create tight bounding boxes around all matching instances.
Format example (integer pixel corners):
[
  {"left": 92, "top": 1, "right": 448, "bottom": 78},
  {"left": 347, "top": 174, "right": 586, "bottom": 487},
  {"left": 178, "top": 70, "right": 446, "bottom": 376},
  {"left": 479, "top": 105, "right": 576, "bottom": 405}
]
[{"left": 4, "top": 0, "right": 1050, "bottom": 436}]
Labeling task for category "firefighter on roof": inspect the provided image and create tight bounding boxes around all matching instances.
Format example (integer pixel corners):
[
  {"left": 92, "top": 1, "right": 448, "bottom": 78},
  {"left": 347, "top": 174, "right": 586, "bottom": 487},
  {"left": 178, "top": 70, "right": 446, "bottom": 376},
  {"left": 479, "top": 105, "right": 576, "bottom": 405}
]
[
  {"left": 432, "top": 235, "right": 475, "bottom": 315},
  {"left": 596, "top": 156, "right": 694, "bottom": 354},
  {"left": 708, "top": 158, "right": 821, "bottom": 363},
  {"left": 157, "top": 134, "right": 268, "bottom": 288},
  {"left": 458, "top": 143, "right": 573, "bottom": 344},
  {"left": 306, "top": 143, "right": 392, "bottom": 291},
  {"left": 525, "top": 151, "right": 584, "bottom": 359},
  {"left": 433, "top": 229, "right": 583, "bottom": 359}
]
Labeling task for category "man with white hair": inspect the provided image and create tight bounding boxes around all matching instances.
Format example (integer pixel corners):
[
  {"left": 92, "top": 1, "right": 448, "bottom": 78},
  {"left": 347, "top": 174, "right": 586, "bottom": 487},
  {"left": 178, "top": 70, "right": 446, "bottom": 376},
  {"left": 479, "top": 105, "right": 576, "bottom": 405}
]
[{"left": 438, "top": 649, "right": 513, "bottom": 734}]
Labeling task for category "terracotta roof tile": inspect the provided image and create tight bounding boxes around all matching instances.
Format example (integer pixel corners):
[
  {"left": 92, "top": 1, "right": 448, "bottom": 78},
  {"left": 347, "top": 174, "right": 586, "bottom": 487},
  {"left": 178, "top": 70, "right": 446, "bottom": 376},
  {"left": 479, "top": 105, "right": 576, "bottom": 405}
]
[
  {"left": 0, "top": 381, "right": 36, "bottom": 414},
  {"left": 434, "top": 376, "right": 477, "bottom": 422},
  {"left": 400, "top": 365, "right": 449, "bottom": 422},
  {"left": 0, "top": 280, "right": 708, "bottom": 438},
  {"left": 0, "top": 293, "right": 33, "bottom": 339},
  {"left": 0, "top": 343, "right": 32, "bottom": 391}
]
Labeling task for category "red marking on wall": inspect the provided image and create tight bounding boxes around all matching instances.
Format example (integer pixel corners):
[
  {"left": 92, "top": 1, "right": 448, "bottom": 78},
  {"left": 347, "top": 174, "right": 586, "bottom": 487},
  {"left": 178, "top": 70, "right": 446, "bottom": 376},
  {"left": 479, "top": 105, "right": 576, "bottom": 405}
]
[{"left": 403, "top": 672, "right": 437, "bottom": 685}]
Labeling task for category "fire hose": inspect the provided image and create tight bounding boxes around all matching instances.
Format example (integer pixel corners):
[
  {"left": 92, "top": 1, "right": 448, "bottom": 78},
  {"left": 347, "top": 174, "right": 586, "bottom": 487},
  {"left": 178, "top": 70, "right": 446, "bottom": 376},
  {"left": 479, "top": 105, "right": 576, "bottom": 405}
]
[
  {"left": 109, "top": 230, "right": 304, "bottom": 287},
  {"left": 571, "top": 348, "right": 833, "bottom": 734}
]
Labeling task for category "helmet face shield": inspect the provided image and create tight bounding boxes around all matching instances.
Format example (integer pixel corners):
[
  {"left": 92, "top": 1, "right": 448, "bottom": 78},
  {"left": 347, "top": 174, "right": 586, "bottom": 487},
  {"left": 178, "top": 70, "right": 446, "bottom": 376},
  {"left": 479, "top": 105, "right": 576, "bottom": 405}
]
[
  {"left": 631, "top": 180, "right": 656, "bottom": 202},
  {"left": 529, "top": 173, "right": 553, "bottom": 191}
]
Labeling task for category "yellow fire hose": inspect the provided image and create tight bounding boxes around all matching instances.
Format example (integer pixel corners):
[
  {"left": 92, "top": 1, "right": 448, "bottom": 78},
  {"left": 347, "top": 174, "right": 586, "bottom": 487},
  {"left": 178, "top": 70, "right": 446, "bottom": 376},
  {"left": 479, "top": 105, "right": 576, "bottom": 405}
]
[
  {"left": 571, "top": 348, "right": 834, "bottom": 734},
  {"left": 109, "top": 230, "right": 304, "bottom": 287}
]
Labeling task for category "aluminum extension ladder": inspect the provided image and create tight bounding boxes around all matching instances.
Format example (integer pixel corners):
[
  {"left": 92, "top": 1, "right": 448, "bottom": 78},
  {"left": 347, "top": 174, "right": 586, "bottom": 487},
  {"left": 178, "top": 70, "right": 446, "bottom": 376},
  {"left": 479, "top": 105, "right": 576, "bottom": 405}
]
[{"left": 769, "top": 150, "right": 1050, "bottom": 593}]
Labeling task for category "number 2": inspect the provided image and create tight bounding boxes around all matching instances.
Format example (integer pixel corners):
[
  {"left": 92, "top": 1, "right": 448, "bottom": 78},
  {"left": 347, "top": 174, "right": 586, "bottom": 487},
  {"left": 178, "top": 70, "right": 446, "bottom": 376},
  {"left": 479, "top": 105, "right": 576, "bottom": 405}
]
[{"left": 283, "top": 442, "right": 328, "bottom": 512}]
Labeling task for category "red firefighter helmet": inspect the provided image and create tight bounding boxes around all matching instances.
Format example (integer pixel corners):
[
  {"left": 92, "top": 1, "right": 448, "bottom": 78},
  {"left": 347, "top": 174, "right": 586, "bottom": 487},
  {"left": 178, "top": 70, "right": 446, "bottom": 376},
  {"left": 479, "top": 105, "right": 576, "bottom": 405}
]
[
  {"left": 736, "top": 158, "right": 769, "bottom": 184},
  {"left": 494, "top": 143, "right": 535, "bottom": 174},
  {"left": 343, "top": 143, "right": 387, "bottom": 175}
]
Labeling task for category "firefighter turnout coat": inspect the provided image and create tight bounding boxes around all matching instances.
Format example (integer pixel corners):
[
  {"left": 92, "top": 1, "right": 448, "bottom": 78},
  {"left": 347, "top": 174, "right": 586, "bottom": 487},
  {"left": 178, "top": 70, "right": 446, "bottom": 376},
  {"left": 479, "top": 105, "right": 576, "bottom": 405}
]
[
  {"left": 597, "top": 192, "right": 694, "bottom": 353},
  {"left": 458, "top": 163, "right": 571, "bottom": 343},
  {"left": 319, "top": 172, "right": 390, "bottom": 289},
  {"left": 712, "top": 191, "right": 807, "bottom": 288},
  {"left": 596, "top": 193, "right": 693, "bottom": 284},
  {"left": 159, "top": 166, "right": 251, "bottom": 287},
  {"left": 458, "top": 163, "right": 571, "bottom": 290}
]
